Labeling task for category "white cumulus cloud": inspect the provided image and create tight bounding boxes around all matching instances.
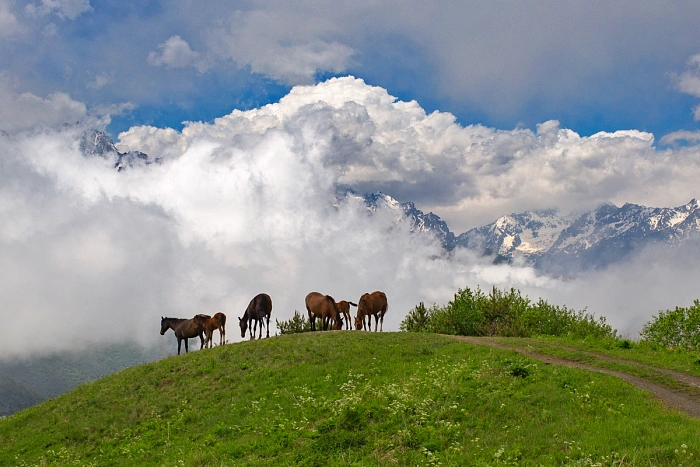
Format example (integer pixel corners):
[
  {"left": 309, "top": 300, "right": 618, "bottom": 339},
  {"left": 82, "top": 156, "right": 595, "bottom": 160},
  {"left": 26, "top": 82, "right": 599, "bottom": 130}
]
[
  {"left": 148, "top": 35, "right": 208, "bottom": 73},
  {"left": 3, "top": 77, "right": 700, "bottom": 358},
  {"left": 208, "top": 9, "right": 355, "bottom": 85}
]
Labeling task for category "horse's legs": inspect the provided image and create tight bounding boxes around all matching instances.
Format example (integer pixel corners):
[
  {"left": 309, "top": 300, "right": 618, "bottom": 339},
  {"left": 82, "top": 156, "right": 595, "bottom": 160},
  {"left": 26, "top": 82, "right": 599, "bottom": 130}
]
[
  {"left": 379, "top": 315, "right": 384, "bottom": 332},
  {"left": 266, "top": 315, "right": 270, "bottom": 338},
  {"left": 184, "top": 338, "right": 189, "bottom": 354},
  {"left": 220, "top": 326, "right": 224, "bottom": 346},
  {"left": 177, "top": 337, "right": 182, "bottom": 355}
]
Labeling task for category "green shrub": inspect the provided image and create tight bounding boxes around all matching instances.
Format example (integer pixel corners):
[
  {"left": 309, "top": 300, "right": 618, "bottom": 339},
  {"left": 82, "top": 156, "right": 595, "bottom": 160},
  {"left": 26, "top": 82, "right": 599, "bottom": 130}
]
[
  {"left": 400, "top": 285, "right": 616, "bottom": 339},
  {"left": 276, "top": 310, "right": 311, "bottom": 335},
  {"left": 399, "top": 302, "right": 431, "bottom": 332},
  {"left": 640, "top": 300, "right": 700, "bottom": 350}
]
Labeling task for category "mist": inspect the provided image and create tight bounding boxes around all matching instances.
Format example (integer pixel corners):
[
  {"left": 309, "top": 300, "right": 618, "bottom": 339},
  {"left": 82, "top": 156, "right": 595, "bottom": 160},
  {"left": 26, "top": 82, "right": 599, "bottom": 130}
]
[{"left": 2, "top": 77, "right": 699, "bottom": 358}]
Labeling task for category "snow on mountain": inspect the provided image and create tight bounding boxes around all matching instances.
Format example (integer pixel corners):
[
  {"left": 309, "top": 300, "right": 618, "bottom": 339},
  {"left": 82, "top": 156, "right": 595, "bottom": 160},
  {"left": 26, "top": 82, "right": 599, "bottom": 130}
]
[
  {"left": 360, "top": 191, "right": 700, "bottom": 276},
  {"left": 359, "top": 192, "right": 455, "bottom": 248},
  {"left": 79, "top": 129, "right": 157, "bottom": 171}
]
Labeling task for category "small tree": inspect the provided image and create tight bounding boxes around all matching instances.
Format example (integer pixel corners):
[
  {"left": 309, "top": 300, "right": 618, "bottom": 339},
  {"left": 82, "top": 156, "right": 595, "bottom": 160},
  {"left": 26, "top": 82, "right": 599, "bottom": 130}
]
[
  {"left": 400, "top": 302, "right": 431, "bottom": 332},
  {"left": 276, "top": 310, "right": 311, "bottom": 335}
]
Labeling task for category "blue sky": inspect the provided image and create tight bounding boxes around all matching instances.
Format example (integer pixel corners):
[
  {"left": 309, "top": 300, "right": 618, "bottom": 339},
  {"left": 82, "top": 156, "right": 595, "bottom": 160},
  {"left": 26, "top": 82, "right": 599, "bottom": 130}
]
[{"left": 3, "top": 0, "right": 700, "bottom": 139}]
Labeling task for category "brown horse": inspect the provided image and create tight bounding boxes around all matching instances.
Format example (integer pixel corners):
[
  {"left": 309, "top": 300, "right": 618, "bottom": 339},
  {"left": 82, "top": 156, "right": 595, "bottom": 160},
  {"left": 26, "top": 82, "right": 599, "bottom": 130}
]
[
  {"left": 160, "top": 316, "right": 206, "bottom": 355},
  {"left": 193, "top": 312, "right": 227, "bottom": 348},
  {"left": 306, "top": 292, "right": 342, "bottom": 331},
  {"left": 239, "top": 293, "right": 273, "bottom": 340},
  {"left": 355, "top": 291, "right": 388, "bottom": 331},
  {"left": 336, "top": 300, "right": 357, "bottom": 330}
]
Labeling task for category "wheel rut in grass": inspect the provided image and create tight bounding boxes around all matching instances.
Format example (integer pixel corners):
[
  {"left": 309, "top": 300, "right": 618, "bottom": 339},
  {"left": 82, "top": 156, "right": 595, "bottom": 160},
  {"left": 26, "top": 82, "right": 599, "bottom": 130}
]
[{"left": 450, "top": 336, "right": 700, "bottom": 419}]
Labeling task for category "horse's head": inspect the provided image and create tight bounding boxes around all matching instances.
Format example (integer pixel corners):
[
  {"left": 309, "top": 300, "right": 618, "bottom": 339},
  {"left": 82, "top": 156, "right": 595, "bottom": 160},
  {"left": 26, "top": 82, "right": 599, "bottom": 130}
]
[
  {"left": 238, "top": 316, "right": 248, "bottom": 338},
  {"left": 354, "top": 315, "right": 363, "bottom": 330},
  {"left": 160, "top": 317, "right": 169, "bottom": 335},
  {"left": 334, "top": 315, "right": 343, "bottom": 330}
]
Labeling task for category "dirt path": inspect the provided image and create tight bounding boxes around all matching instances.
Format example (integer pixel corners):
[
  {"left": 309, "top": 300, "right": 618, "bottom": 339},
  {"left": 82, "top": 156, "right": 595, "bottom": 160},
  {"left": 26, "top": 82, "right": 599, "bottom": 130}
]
[{"left": 449, "top": 336, "right": 700, "bottom": 419}]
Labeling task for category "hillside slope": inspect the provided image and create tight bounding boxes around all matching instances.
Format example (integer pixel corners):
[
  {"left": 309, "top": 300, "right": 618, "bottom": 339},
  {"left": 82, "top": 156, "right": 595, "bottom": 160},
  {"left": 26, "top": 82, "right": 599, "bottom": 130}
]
[
  {"left": 2, "top": 332, "right": 699, "bottom": 466},
  {"left": 0, "top": 373, "right": 42, "bottom": 417}
]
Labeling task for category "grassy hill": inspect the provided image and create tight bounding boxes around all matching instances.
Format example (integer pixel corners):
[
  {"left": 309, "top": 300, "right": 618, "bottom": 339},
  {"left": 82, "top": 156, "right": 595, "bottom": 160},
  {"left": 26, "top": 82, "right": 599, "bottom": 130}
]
[{"left": 1, "top": 332, "right": 699, "bottom": 466}]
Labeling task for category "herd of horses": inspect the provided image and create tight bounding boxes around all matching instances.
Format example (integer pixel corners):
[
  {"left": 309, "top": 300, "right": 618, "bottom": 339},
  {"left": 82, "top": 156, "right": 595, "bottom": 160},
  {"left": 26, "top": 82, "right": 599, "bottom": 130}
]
[{"left": 160, "top": 290, "right": 388, "bottom": 354}]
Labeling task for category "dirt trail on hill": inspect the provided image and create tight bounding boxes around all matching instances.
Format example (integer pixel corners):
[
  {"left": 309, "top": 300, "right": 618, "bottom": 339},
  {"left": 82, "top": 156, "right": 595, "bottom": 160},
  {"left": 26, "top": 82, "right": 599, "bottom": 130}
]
[{"left": 449, "top": 336, "right": 700, "bottom": 419}]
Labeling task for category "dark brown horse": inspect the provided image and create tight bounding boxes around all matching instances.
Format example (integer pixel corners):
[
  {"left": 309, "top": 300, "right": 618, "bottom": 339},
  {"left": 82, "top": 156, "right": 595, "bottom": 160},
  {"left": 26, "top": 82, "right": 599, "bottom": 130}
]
[
  {"left": 160, "top": 316, "right": 206, "bottom": 355},
  {"left": 239, "top": 293, "right": 273, "bottom": 340},
  {"left": 193, "top": 312, "right": 227, "bottom": 348},
  {"left": 306, "top": 292, "right": 342, "bottom": 331},
  {"left": 355, "top": 291, "right": 388, "bottom": 331},
  {"left": 336, "top": 300, "right": 357, "bottom": 330}
]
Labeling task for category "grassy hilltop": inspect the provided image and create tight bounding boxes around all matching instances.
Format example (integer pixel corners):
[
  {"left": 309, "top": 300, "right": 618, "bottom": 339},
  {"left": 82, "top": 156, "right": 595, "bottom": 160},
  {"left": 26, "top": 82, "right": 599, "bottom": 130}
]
[{"left": 2, "top": 331, "right": 700, "bottom": 466}]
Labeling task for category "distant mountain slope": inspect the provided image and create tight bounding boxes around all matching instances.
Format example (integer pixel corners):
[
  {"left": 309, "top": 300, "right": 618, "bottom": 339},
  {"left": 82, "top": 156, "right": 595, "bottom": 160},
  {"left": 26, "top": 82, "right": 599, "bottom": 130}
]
[
  {"left": 0, "top": 341, "right": 173, "bottom": 416},
  {"left": 360, "top": 192, "right": 700, "bottom": 275},
  {"left": 0, "top": 373, "right": 43, "bottom": 417}
]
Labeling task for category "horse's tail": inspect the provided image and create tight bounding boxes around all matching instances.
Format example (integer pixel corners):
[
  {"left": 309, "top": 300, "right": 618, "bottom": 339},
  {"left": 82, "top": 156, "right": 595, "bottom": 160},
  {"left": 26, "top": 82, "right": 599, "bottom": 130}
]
[
  {"left": 220, "top": 313, "right": 227, "bottom": 327},
  {"left": 348, "top": 301, "right": 358, "bottom": 307}
]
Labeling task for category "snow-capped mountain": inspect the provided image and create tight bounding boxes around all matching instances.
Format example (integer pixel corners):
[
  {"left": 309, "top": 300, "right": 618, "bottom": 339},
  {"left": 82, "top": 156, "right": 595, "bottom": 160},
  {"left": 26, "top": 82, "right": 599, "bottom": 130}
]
[
  {"left": 362, "top": 192, "right": 700, "bottom": 276},
  {"left": 360, "top": 192, "right": 456, "bottom": 248},
  {"left": 80, "top": 129, "right": 157, "bottom": 171}
]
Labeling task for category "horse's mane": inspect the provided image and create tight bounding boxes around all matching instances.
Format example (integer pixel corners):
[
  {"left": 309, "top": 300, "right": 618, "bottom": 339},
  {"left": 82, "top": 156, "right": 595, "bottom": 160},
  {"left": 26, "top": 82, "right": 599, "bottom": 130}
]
[{"left": 163, "top": 317, "right": 187, "bottom": 321}]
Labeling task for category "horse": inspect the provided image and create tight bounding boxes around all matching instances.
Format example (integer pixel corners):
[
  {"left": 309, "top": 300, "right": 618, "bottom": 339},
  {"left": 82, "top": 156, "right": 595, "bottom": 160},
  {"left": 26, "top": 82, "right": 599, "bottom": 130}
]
[
  {"left": 239, "top": 293, "right": 273, "bottom": 340},
  {"left": 355, "top": 291, "right": 388, "bottom": 331},
  {"left": 193, "top": 312, "right": 227, "bottom": 348},
  {"left": 336, "top": 300, "right": 357, "bottom": 330},
  {"left": 306, "top": 292, "right": 343, "bottom": 331},
  {"left": 160, "top": 316, "right": 207, "bottom": 355}
]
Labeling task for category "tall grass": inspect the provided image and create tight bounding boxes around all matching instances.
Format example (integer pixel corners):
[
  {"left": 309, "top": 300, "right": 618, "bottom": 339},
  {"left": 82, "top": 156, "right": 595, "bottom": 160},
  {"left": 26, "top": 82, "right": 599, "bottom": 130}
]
[{"left": 400, "top": 286, "right": 616, "bottom": 339}]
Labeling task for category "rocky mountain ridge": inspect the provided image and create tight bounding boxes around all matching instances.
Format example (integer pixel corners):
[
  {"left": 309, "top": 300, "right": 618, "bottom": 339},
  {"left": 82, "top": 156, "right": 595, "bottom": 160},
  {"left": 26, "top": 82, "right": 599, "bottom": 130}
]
[{"left": 362, "top": 192, "right": 700, "bottom": 275}]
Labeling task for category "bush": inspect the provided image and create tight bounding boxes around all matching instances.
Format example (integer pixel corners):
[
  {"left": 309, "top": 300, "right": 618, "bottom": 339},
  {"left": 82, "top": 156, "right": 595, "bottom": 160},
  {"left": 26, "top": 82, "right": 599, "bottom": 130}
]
[
  {"left": 399, "top": 302, "right": 431, "bottom": 332},
  {"left": 276, "top": 310, "right": 311, "bottom": 335},
  {"left": 399, "top": 285, "right": 616, "bottom": 339},
  {"left": 640, "top": 300, "right": 700, "bottom": 350}
]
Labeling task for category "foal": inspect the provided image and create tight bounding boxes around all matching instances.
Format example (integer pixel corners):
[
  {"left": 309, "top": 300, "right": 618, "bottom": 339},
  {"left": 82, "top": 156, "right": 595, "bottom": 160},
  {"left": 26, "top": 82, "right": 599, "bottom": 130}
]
[{"left": 194, "top": 312, "right": 227, "bottom": 347}]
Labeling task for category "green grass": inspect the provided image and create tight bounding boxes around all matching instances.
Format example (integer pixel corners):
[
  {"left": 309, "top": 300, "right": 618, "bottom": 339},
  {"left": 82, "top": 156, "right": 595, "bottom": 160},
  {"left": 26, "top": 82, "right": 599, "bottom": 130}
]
[
  {"left": 2, "top": 332, "right": 700, "bottom": 466},
  {"left": 512, "top": 336, "right": 700, "bottom": 376}
]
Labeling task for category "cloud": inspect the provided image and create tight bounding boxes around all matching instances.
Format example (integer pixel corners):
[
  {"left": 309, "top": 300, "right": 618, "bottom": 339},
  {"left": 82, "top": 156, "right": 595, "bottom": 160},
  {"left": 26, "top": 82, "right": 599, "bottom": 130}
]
[
  {"left": 121, "top": 77, "right": 700, "bottom": 232},
  {"left": 0, "top": 0, "right": 21, "bottom": 37},
  {"left": 148, "top": 35, "right": 208, "bottom": 73},
  {"left": 3, "top": 77, "right": 700, "bottom": 359},
  {"left": 0, "top": 86, "right": 87, "bottom": 133},
  {"left": 208, "top": 9, "right": 356, "bottom": 84},
  {"left": 25, "top": 0, "right": 92, "bottom": 20},
  {"left": 659, "top": 130, "right": 700, "bottom": 146}
]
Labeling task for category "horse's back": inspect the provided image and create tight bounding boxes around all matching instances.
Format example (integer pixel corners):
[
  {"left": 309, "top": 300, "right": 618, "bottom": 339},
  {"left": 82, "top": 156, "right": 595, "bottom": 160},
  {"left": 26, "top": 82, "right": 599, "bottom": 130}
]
[
  {"left": 175, "top": 317, "right": 203, "bottom": 338},
  {"left": 359, "top": 291, "right": 388, "bottom": 315},
  {"left": 337, "top": 300, "right": 350, "bottom": 315},
  {"left": 214, "top": 312, "right": 227, "bottom": 327}
]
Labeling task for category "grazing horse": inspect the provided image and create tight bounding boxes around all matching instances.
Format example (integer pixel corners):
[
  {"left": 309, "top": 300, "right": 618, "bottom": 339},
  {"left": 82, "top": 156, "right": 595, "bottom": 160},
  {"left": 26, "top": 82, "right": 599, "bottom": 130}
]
[
  {"left": 306, "top": 292, "right": 343, "bottom": 331},
  {"left": 239, "top": 293, "right": 273, "bottom": 340},
  {"left": 193, "top": 312, "right": 227, "bottom": 348},
  {"left": 160, "top": 316, "right": 206, "bottom": 355},
  {"left": 355, "top": 291, "right": 388, "bottom": 331},
  {"left": 336, "top": 300, "right": 357, "bottom": 330}
]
